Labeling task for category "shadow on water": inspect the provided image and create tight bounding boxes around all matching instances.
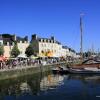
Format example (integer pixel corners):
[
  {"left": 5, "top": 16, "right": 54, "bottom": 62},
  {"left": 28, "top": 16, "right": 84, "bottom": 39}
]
[{"left": 0, "top": 70, "right": 100, "bottom": 100}]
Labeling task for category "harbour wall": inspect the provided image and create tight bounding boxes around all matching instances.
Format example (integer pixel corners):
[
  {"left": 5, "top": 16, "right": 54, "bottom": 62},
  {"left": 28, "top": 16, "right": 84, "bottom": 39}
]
[{"left": 0, "top": 62, "right": 67, "bottom": 80}]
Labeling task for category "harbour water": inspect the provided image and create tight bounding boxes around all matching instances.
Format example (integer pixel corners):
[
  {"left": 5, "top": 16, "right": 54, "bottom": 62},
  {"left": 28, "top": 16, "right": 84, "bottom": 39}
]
[{"left": 0, "top": 71, "right": 100, "bottom": 100}]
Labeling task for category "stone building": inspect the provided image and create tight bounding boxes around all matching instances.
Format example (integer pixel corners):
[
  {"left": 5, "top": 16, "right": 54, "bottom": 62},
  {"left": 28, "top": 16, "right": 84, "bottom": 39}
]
[
  {"left": 31, "top": 34, "right": 76, "bottom": 58},
  {"left": 0, "top": 34, "right": 29, "bottom": 57}
]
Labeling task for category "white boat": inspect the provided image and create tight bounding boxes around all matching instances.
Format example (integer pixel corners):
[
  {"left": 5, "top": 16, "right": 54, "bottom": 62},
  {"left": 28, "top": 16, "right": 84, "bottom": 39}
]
[{"left": 69, "top": 67, "right": 100, "bottom": 74}]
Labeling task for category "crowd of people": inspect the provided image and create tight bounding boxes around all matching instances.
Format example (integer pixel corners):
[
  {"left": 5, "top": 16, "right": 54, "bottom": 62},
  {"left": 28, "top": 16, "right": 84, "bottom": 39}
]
[
  {"left": 0, "top": 58, "right": 39, "bottom": 70},
  {"left": 0, "top": 57, "right": 68, "bottom": 70}
]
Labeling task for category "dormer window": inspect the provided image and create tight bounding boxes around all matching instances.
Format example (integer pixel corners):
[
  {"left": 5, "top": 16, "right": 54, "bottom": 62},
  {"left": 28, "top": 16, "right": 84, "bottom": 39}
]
[
  {"left": 48, "top": 40, "right": 50, "bottom": 43},
  {"left": 41, "top": 39, "right": 43, "bottom": 42},
  {"left": 22, "top": 41, "right": 24, "bottom": 43},
  {"left": 44, "top": 39, "right": 46, "bottom": 42},
  {"left": 39, "top": 39, "right": 41, "bottom": 42},
  {"left": 4, "top": 42, "right": 7, "bottom": 45},
  {"left": 20, "top": 41, "right": 22, "bottom": 43},
  {"left": 7, "top": 42, "right": 9, "bottom": 46},
  {"left": 10, "top": 42, "right": 12, "bottom": 45},
  {"left": 43, "top": 39, "right": 44, "bottom": 42}
]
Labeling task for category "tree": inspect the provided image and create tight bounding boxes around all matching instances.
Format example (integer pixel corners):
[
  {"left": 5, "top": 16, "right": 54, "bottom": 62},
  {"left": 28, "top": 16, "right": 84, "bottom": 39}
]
[
  {"left": 25, "top": 44, "right": 34, "bottom": 57},
  {"left": 83, "top": 51, "right": 92, "bottom": 58},
  {"left": 0, "top": 45, "right": 4, "bottom": 56},
  {"left": 11, "top": 42, "right": 20, "bottom": 57}
]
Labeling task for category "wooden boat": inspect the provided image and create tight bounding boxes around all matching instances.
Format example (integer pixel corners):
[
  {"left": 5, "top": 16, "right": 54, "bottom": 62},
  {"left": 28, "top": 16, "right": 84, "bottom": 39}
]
[
  {"left": 52, "top": 66, "right": 69, "bottom": 74},
  {"left": 71, "top": 58, "right": 100, "bottom": 68},
  {"left": 68, "top": 67, "right": 100, "bottom": 74},
  {"left": 68, "top": 14, "right": 100, "bottom": 74},
  {"left": 68, "top": 58, "right": 100, "bottom": 74}
]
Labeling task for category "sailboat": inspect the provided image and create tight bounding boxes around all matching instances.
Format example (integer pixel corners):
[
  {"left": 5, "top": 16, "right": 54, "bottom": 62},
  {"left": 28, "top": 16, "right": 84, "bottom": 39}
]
[{"left": 68, "top": 14, "right": 100, "bottom": 74}]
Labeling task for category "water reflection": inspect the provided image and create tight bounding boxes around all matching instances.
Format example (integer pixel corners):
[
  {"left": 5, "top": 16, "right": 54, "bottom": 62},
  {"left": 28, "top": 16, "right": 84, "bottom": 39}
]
[
  {"left": 40, "top": 74, "right": 64, "bottom": 91},
  {"left": 20, "top": 82, "right": 31, "bottom": 94},
  {"left": 0, "top": 72, "right": 100, "bottom": 100}
]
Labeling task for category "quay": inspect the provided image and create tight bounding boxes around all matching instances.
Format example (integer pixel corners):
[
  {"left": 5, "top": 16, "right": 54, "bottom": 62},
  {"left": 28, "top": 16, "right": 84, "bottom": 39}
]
[{"left": 0, "top": 62, "right": 67, "bottom": 80}]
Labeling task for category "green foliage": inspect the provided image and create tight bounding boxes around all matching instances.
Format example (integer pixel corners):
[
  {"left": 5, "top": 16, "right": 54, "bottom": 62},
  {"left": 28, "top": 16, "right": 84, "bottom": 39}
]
[
  {"left": 83, "top": 51, "right": 95, "bottom": 58},
  {"left": 0, "top": 45, "right": 4, "bottom": 56},
  {"left": 25, "top": 44, "right": 34, "bottom": 57},
  {"left": 11, "top": 42, "right": 20, "bottom": 57}
]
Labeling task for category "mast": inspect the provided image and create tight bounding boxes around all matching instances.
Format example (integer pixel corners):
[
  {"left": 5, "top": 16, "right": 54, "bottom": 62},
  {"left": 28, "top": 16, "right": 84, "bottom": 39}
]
[
  {"left": 92, "top": 44, "right": 94, "bottom": 57},
  {"left": 80, "top": 13, "right": 84, "bottom": 62}
]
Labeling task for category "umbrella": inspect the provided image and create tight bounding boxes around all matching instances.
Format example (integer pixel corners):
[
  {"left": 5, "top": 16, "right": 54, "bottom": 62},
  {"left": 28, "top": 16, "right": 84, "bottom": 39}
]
[
  {"left": 30, "top": 55, "right": 39, "bottom": 59},
  {"left": 17, "top": 54, "right": 27, "bottom": 58},
  {"left": 0, "top": 57, "right": 3, "bottom": 61},
  {"left": 0, "top": 56, "right": 8, "bottom": 61}
]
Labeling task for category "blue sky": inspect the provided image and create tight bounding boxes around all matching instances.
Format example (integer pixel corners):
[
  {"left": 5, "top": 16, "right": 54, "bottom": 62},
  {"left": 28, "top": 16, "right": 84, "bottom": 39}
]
[{"left": 0, "top": 0, "right": 100, "bottom": 52}]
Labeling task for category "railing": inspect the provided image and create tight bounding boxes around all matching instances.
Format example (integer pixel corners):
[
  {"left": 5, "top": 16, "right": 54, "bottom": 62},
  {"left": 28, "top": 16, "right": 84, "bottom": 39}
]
[{"left": 0, "top": 60, "right": 67, "bottom": 72}]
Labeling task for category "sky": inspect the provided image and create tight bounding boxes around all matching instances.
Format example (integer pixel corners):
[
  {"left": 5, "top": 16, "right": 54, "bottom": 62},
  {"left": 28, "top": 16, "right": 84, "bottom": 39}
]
[{"left": 0, "top": 0, "right": 100, "bottom": 52}]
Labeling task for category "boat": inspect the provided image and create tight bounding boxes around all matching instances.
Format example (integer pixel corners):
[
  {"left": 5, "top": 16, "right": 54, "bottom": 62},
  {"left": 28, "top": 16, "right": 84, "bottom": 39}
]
[
  {"left": 68, "top": 67, "right": 100, "bottom": 74},
  {"left": 68, "top": 58, "right": 100, "bottom": 74},
  {"left": 52, "top": 66, "right": 69, "bottom": 74},
  {"left": 69, "top": 14, "right": 100, "bottom": 74},
  {"left": 71, "top": 58, "right": 100, "bottom": 68}
]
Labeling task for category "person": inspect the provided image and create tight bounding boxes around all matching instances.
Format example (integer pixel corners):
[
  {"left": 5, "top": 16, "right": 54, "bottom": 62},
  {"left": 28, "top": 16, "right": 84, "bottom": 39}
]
[
  {"left": 98, "top": 64, "right": 100, "bottom": 69},
  {"left": 0, "top": 61, "right": 2, "bottom": 69},
  {"left": 66, "top": 64, "right": 70, "bottom": 69},
  {"left": 12, "top": 60, "right": 17, "bottom": 68},
  {"left": 39, "top": 60, "right": 42, "bottom": 64}
]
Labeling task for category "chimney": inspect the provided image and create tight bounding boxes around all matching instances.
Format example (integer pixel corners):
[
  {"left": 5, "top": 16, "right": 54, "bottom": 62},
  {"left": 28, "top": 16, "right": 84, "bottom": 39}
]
[
  {"left": 32, "top": 34, "right": 37, "bottom": 40},
  {"left": 24, "top": 36, "right": 28, "bottom": 42},
  {"left": 51, "top": 36, "right": 55, "bottom": 41},
  {"left": 13, "top": 34, "right": 16, "bottom": 41}
]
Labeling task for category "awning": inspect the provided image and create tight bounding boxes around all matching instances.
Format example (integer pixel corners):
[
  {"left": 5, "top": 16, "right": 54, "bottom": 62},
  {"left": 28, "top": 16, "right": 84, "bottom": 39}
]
[{"left": 47, "top": 51, "right": 53, "bottom": 57}]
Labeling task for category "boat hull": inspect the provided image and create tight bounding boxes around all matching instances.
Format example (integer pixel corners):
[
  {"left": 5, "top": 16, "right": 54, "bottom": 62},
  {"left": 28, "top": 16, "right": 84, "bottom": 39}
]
[
  {"left": 52, "top": 69, "right": 69, "bottom": 74},
  {"left": 69, "top": 68, "right": 100, "bottom": 74},
  {"left": 71, "top": 63, "right": 100, "bottom": 68}
]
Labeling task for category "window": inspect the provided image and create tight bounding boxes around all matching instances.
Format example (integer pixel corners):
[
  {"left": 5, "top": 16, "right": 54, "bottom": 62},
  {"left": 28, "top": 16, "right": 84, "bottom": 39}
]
[
  {"left": 48, "top": 40, "right": 50, "bottom": 43},
  {"left": 50, "top": 40, "right": 51, "bottom": 43},
  {"left": 39, "top": 39, "right": 41, "bottom": 42},
  {"left": 44, "top": 39, "right": 46, "bottom": 42},
  {"left": 4, "top": 42, "right": 7, "bottom": 45},
  {"left": 41, "top": 43, "right": 43, "bottom": 46},
  {"left": 44, "top": 44, "right": 46, "bottom": 47},
  {"left": 22, "top": 41, "right": 24, "bottom": 43},
  {"left": 10, "top": 42, "right": 12, "bottom": 45}
]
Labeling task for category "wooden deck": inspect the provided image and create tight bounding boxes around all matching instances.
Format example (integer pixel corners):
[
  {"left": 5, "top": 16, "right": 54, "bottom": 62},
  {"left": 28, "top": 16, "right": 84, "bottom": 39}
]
[{"left": 72, "top": 63, "right": 100, "bottom": 69}]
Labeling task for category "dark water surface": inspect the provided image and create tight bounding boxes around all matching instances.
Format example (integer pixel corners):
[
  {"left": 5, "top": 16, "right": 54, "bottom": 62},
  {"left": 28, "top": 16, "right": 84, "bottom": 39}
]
[{"left": 0, "top": 71, "right": 100, "bottom": 100}]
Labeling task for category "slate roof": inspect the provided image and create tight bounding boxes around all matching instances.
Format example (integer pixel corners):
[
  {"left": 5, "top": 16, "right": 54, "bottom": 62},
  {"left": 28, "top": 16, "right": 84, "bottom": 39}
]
[
  {"left": 38, "top": 38, "right": 61, "bottom": 44},
  {"left": 17, "top": 36, "right": 28, "bottom": 42},
  {"left": 1, "top": 34, "right": 28, "bottom": 45},
  {"left": 0, "top": 35, "right": 3, "bottom": 40}
]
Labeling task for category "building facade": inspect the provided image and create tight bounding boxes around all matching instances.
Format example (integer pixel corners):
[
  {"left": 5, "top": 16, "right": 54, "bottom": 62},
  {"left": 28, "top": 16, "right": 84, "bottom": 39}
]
[
  {"left": 0, "top": 34, "right": 29, "bottom": 57},
  {"left": 31, "top": 34, "right": 76, "bottom": 58},
  {"left": 0, "top": 33, "right": 76, "bottom": 58}
]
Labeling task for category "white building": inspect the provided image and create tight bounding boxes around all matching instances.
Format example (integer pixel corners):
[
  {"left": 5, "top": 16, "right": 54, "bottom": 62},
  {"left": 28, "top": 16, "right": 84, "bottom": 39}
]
[
  {"left": 31, "top": 34, "right": 76, "bottom": 58},
  {"left": 1, "top": 34, "right": 29, "bottom": 57},
  {"left": 1, "top": 33, "right": 76, "bottom": 58},
  {"left": 31, "top": 34, "right": 62, "bottom": 57}
]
